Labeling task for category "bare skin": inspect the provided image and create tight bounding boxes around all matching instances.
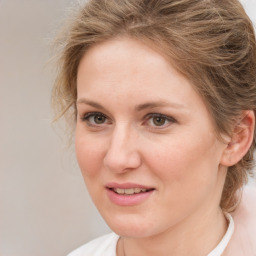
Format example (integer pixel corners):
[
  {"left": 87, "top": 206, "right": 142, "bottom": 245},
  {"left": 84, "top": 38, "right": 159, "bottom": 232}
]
[
  {"left": 225, "top": 184, "right": 256, "bottom": 255},
  {"left": 76, "top": 37, "right": 255, "bottom": 256}
]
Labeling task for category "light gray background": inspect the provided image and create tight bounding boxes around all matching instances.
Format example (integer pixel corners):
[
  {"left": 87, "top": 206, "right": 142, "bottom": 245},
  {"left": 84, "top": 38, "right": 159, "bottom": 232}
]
[{"left": 0, "top": 1, "right": 255, "bottom": 256}]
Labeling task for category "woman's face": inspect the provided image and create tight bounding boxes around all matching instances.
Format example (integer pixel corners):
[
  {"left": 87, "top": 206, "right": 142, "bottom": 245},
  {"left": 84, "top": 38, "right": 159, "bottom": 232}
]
[{"left": 76, "top": 37, "right": 227, "bottom": 238}]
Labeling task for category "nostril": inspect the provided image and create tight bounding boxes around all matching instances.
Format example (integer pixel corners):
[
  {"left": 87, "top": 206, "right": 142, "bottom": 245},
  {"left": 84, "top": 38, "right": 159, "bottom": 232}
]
[{"left": 103, "top": 149, "right": 142, "bottom": 173}]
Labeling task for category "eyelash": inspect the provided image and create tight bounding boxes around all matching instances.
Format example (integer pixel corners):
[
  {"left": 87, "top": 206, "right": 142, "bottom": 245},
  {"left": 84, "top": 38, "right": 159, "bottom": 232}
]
[
  {"left": 144, "top": 113, "right": 176, "bottom": 129},
  {"left": 81, "top": 112, "right": 110, "bottom": 126},
  {"left": 81, "top": 112, "right": 176, "bottom": 129}
]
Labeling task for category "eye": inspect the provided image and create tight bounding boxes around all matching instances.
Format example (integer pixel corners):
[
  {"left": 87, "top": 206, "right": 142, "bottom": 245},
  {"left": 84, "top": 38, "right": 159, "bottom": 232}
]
[
  {"left": 81, "top": 112, "right": 110, "bottom": 126},
  {"left": 151, "top": 116, "right": 167, "bottom": 126},
  {"left": 144, "top": 113, "right": 176, "bottom": 129}
]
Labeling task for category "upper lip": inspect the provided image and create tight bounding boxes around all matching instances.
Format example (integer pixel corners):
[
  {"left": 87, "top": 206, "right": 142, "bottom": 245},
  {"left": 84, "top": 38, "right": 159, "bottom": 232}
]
[{"left": 106, "top": 182, "right": 155, "bottom": 190}]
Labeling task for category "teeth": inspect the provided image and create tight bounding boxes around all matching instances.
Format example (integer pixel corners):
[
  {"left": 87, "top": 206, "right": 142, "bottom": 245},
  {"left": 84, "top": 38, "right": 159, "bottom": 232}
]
[
  {"left": 113, "top": 188, "right": 149, "bottom": 195},
  {"left": 124, "top": 188, "right": 134, "bottom": 195},
  {"left": 115, "top": 188, "right": 125, "bottom": 194},
  {"left": 134, "top": 188, "right": 142, "bottom": 193}
]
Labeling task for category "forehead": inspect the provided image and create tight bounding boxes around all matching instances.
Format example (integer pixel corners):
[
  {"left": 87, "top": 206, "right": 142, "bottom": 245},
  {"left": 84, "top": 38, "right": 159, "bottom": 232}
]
[
  {"left": 78, "top": 37, "right": 171, "bottom": 79},
  {"left": 78, "top": 37, "right": 189, "bottom": 93},
  {"left": 77, "top": 37, "right": 218, "bottom": 134},
  {"left": 77, "top": 37, "right": 208, "bottom": 113}
]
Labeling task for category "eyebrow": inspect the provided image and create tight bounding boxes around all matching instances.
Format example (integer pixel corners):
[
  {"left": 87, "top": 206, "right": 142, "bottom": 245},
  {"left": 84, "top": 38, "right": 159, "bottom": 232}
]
[
  {"left": 76, "top": 98, "right": 186, "bottom": 111},
  {"left": 134, "top": 101, "right": 186, "bottom": 111},
  {"left": 77, "top": 98, "right": 105, "bottom": 110}
]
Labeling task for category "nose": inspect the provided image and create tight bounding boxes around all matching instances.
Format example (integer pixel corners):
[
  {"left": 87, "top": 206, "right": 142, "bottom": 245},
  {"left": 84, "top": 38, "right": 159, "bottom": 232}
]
[{"left": 103, "top": 125, "right": 142, "bottom": 173}]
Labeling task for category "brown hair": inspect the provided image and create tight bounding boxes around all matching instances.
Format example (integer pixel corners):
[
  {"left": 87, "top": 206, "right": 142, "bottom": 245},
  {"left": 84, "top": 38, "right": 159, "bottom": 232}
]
[{"left": 52, "top": 0, "right": 256, "bottom": 212}]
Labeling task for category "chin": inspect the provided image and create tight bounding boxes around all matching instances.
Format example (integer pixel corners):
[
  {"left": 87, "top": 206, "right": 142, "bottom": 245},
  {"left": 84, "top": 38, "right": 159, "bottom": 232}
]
[
  {"left": 111, "top": 224, "right": 155, "bottom": 238},
  {"left": 102, "top": 211, "right": 166, "bottom": 238}
]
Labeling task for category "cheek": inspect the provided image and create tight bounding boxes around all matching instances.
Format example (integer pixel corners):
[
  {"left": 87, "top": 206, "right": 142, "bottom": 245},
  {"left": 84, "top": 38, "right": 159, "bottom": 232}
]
[
  {"left": 145, "top": 132, "right": 220, "bottom": 186},
  {"left": 146, "top": 145, "right": 192, "bottom": 185},
  {"left": 75, "top": 131, "right": 105, "bottom": 178},
  {"left": 144, "top": 136, "right": 222, "bottom": 220}
]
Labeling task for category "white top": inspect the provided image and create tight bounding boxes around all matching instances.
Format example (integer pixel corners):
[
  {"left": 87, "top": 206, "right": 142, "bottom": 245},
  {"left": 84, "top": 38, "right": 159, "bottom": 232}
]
[
  {"left": 208, "top": 213, "right": 234, "bottom": 256},
  {"left": 68, "top": 213, "right": 234, "bottom": 256},
  {"left": 68, "top": 232, "right": 119, "bottom": 256}
]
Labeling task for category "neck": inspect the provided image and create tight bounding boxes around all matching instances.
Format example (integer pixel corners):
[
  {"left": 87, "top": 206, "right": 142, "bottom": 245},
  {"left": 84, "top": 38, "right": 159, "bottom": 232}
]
[{"left": 118, "top": 207, "right": 228, "bottom": 256}]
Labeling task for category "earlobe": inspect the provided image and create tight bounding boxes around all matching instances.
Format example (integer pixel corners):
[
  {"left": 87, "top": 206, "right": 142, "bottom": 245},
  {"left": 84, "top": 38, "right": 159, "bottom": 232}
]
[{"left": 220, "top": 110, "right": 255, "bottom": 167}]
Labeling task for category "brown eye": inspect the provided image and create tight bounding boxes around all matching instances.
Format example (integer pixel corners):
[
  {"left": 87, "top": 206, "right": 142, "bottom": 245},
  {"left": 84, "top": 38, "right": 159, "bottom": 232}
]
[
  {"left": 144, "top": 113, "right": 176, "bottom": 129},
  {"left": 94, "top": 114, "right": 106, "bottom": 124},
  {"left": 152, "top": 116, "right": 166, "bottom": 126},
  {"left": 82, "top": 112, "right": 109, "bottom": 126}
]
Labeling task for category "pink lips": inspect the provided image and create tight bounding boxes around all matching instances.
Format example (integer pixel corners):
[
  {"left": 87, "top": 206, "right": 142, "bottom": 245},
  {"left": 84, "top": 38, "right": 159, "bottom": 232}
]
[{"left": 106, "top": 182, "right": 155, "bottom": 206}]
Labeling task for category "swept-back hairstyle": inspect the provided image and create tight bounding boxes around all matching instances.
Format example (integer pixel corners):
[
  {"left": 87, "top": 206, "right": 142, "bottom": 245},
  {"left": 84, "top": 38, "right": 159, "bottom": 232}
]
[{"left": 52, "top": 0, "right": 256, "bottom": 212}]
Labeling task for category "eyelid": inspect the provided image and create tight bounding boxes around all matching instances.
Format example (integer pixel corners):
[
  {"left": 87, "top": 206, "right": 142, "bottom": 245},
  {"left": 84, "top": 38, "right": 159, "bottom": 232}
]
[
  {"left": 82, "top": 111, "right": 107, "bottom": 119},
  {"left": 143, "top": 113, "right": 176, "bottom": 128},
  {"left": 81, "top": 111, "right": 111, "bottom": 126},
  {"left": 145, "top": 113, "right": 176, "bottom": 121},
  {"left": 79, "top": 111, "right": 176, "bottom": 129}
]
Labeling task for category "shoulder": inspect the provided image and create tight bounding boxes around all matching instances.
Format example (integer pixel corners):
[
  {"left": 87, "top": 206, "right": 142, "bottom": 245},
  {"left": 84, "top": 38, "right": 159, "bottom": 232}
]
[
  {"left": 67, "top": 233, "right": 119, "bottom": 256},
  {"left": 233, "top": 183, "right": 256, "bottom": 231},
  {"left": 226, "top": 183, "right": 256, "bottom": 255}
]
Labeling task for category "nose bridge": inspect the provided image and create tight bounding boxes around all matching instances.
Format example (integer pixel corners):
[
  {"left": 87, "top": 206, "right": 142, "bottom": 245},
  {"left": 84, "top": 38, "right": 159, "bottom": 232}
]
[
  {"left": 111, "top": 124, "right": 130, "bottom": 150},
  {"left": 103, "top": 123, "right": 141, "bottom": 172}
]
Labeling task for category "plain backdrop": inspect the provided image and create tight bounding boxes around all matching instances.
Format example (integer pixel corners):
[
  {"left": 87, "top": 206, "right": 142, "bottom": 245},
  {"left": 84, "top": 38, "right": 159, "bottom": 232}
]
[{"left": 0, "top": 0, "right": 255, "bottom": 256}]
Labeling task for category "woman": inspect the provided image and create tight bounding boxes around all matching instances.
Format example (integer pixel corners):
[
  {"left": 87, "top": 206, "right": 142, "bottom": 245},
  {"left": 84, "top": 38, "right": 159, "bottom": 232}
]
[{"left": 52, "top": 0, "right": 256, "bottom": 255}]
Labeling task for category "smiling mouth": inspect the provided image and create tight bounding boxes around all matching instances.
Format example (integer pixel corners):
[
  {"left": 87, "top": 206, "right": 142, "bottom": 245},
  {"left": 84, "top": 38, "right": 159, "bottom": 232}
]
[
  {"left": 109, "top": 187, "right": 155, "bottom": 195},
  {"left": 106, "top": 184, "right": 155, "bottom": 205}
]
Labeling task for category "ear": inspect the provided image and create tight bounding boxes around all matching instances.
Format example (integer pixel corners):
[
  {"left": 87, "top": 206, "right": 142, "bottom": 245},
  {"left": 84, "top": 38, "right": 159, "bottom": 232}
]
[{"left": 220, "top": 110, "right": 255, "bottom": 167}]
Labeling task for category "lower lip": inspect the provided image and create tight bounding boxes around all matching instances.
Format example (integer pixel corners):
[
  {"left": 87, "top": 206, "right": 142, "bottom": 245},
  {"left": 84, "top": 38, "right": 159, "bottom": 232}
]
[{"left": 106, "top": 189, "right": 154, "bottom": 206}]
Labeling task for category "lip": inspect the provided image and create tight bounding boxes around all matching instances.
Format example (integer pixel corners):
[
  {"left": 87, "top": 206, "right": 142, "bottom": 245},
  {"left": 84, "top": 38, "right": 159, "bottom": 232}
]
[
  {"left": 106, "top": 182, "right": 154, "bottom": 189},
  {"left": 105, "top": 182, "right": 155, "bottom": 206}
]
